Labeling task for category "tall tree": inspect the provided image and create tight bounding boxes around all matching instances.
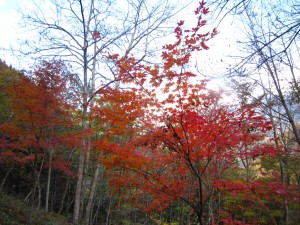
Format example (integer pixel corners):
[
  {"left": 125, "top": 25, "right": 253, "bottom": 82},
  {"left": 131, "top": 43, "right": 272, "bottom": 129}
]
[{"left": 17, "top": 1, "right": 191, "bottom": 223}]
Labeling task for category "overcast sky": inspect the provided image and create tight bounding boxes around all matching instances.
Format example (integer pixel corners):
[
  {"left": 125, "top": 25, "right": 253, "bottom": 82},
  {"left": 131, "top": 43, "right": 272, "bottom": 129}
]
[
  {"left": 0, "top": 0, "right": 23, "bottom": 65},
  {"left": 0, "top": 0, "right": 20, "bottom": 43},
  {"left": 0, "top": 0, "right": 239, "bottom": 82}
]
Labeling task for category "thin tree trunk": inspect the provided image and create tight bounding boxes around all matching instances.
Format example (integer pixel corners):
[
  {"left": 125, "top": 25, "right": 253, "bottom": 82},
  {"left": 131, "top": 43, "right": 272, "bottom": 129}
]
[
  {"left": 297, "top": 174, "right": 300, "bottom": 211},
  {"left": 27, "top": 154, "right": 39, "bottom": 225},
  {"left": 259, "top": 49, "right": 300, "bottom": 146},
  {"left": 59, "top": 148, "right": 75, "bottom": 214},
  {"left": 58, "top": 177, "right": 70, "bottom": 214},
  {"left": 37, "top": 177, "right": 42, "bottom": 209},
  {"left": 179, "top": 201, "right": 185, "bottom": 225},
  {"left": 0, "top": 167, "right": 13, "bottom": 192},
  {"left": 45, "top": 154, "right": 52, "bottom": 212},
  {"left": 169, "top": 203, "right": 173, "bottom": 223},
  {"left": 85, "top": 162, "right": 100, "bottom": 225},
  {"left": 83, "top": 26, "right": 99, "bottom": 224},
  {"left": 92, "top": 195, "right": 102, "bottom": 225},
  {"left": 73, "top": 1, "right": 91, "bottom": 222},
  {"left": 197, "top": 210, "right": 204, "bottom": 225},
  {"left": 37, "top": 158, "right": 44, "bottom": 209},
  {"left": 27, "top": 173, "right": 38, "bottom": 225},
  {"left": 279, "top": 159, "right": 289, "bottom": 224},
  {"left": 37, "top": 158, "right": 44, "bottom": 210},
  {"left": 197, "top": 180, "right": 204, "bottom": 225},
  {"left": 208, "top": 198, "right": 214, "bottom": 225},
  {"left": 270, "top": 108, "right": 289, "bottom": 224},
  {"left": 106, "top": 190, "right": 113, "bottom": 225},
  {"left": 73, "top": 150, "right": 85, "bottom": 225},
  {"left": 187, "top": 207, "right": 191, "bottom": 225}
]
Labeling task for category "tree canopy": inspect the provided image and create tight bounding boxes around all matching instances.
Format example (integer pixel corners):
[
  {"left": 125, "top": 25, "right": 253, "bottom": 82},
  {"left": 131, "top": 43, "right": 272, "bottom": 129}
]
[{"left": 0, "top": 1, "right": 299, "bottom": 225}]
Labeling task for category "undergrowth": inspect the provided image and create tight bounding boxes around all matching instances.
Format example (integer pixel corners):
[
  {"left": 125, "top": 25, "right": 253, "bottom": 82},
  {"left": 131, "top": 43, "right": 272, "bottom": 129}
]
[{"left": 0, "top": 194, "right": 72, "bottom": 225}]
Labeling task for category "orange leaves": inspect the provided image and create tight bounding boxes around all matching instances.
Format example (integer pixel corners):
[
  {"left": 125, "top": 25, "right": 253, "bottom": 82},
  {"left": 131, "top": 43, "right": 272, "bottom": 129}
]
[
  {"left": 200, "top": 41, "right": 209, "bottom": 50},
  {"left": 182, "top": 71, "right": 196, "bottom": 77},
  {"left": 82, "top": 3, "right": 281, "bottom": 222},
  {"left": 93, "top": 87, "right": 144, "bottom": 126},
  {"left": 6, "top": 61, "right": 74, "bottom": 133},
  {"left": 149, "top": 66, "right": 159, "bottom": 77},
  {"left": 91, "top": 87, "right": 152, "bottom": 171},
  {"left": 163, "top": 57, "right": 174, "bottom": 70},
  {"left": 1, "top": 60, "right": 77, "bottom": 169},
  {"left": 105, "top": 1, "right": 216, "bottom": 100}
]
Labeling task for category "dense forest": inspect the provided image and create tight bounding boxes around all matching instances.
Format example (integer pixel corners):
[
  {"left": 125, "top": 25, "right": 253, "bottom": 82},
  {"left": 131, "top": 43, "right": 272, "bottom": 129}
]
[{"left": 0, "top": 0, "right": 299, "bottom": 225}]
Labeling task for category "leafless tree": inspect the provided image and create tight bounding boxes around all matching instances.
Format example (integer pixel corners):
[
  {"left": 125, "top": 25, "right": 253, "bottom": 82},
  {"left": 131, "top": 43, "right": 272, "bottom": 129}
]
[
  {"left": 218, "top": 1, "right": 300, "bottom": 223},
  {"left": 210, "top": 0, "right": 300, "bottom": 58},
  {"left": 16, "top": 0, "right": 192, "bottom": 224}
]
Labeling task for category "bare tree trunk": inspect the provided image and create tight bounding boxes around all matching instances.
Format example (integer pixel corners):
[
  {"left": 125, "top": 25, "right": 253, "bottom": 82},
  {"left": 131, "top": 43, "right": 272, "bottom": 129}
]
[
  {"left": 85, "top": 162, "right": 100, "bottom": 225},
  {"left": 73, "top": 1, "right": 91, "bottom": 223},
  {"left": 27, "top": 154, "right": 38, "bottom": 225},
  {"left": 73, "top": 149, "right": 85, "bottom": 225},
  {"left": 0, "top": 167, "right": 13, "bottom": 192},
  {"left": 106, "top": 190, "right": 114, "bottom": 225},
  {"left": 269, "top": 108, "right": 289, "bottom": 224},
  {"left": 279, "top": 159, "right": 289, "bottom": 224},
  {"left": 58, "top": 177, "right": 70, "bottom": 214},
  {"left": 267, "top": 65, "right": 300, "bottom": 147},
  {"left": 74, "top": 41, "right": 89, "bottom": 225},
  {"left": 297, "top": 174, "right": 300, "bottom": 210},
  {"left": 208, "top": 198, "right": 215, "bottom": 225},
  {"left": 37, "top": 177, "right": 42, "bottom": 210},
  {"left": 179, "top": 201, "right": 185, "bottom": 225},
  {"left": 27, "top": 172, "right": 38, "bottom": 225},
  {"left": 37, "top": 158, "right": 44, "bottom": 210},
  {"left": 82, "top": 27, "right": 101, "bottom": 224},
  {"left": 45, "top": 154, "right": 52, "bottom": 212},
  {"left": 92, "top": 192, "right": 104, "bottom": 225},
  {"left": 187, "top": 207, "right": 191, "bottom": 225}
]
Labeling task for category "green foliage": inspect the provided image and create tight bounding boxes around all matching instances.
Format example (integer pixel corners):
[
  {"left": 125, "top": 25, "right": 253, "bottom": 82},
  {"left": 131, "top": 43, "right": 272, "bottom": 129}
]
[
  {"left": 150, "top": 214, "right": 179, "bottom": 225},
  {"left": 0, "top": 194, "right": 72, "bottom": 225},
  {"left": 260, "top": 156, "right": 280, "bottom": 171},
  {"left": 0, "top": 59, "right": 19, "bottom": 123}
]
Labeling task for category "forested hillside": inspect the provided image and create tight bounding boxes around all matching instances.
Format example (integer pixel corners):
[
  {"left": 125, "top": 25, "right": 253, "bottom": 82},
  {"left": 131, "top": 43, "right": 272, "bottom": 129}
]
[{"left": 0, "top": 1, "right": 299, "bottom": 225}]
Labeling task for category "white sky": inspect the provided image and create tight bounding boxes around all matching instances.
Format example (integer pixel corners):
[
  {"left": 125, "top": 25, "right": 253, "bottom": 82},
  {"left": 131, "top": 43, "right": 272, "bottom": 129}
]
[
  {"left": 0, "top": 0, "right": 241, "bottom": 95},
  {"left": 4, "top": 0, "right": 293, "bottom": 108},
  {"left": 0, "top": 0, "right": 20, "bottom": 42},
  {"left": 0, "top": 2, "right": 240, "bottom": 105},
  {"left": 0, "top": 0, "right": 23, "bottom": 65},
  {"left": 0, "top": 0, "right": 296, "bottom": 114}
]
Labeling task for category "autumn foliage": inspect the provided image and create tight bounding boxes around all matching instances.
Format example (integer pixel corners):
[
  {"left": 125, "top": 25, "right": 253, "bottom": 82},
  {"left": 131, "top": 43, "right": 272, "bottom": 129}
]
[
  {"left": 0, "top": 61, "right": 79, "bottom": 206},
  {"left": 0, "top": 1, "right": 298, "bottom": 225},
  {"left": 88, "top": 1, "right": 285, "bottom": 224}
]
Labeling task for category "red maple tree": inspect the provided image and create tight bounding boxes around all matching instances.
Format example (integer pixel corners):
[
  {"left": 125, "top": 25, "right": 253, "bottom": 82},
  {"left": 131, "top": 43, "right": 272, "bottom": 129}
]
[
  {"left": 97, "top": 1, "right": 282, "bottom": 224},
  {"left": 0, "top": 60, "right": 77, "bottom": 223}
]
